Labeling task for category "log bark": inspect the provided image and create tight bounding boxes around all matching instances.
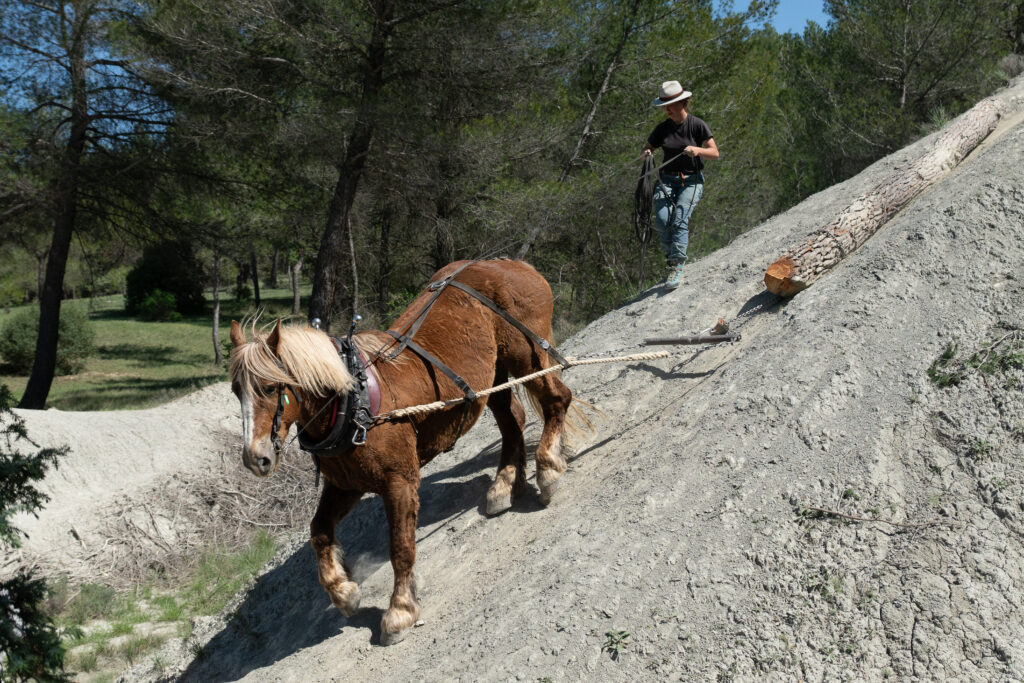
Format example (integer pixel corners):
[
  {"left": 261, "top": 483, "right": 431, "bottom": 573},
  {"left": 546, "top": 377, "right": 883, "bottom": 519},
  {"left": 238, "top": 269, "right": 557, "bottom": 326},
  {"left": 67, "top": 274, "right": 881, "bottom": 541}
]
[{"left": 764, "top": 96, "right": 1003, "bottom": 297}]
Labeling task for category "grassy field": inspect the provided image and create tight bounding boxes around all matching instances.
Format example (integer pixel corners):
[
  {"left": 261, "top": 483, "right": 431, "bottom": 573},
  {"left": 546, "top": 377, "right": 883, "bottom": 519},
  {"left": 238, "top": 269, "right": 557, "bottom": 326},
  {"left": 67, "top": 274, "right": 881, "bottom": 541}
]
[{"left": 0, "top": 288, "right": 308, "bottom": 411}]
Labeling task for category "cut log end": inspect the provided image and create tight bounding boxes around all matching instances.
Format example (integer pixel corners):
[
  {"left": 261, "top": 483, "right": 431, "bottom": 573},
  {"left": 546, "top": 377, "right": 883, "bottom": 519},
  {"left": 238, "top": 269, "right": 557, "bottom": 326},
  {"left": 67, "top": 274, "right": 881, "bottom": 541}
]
[{"left": 764, "top": 257, "right": 807, "bottom": 297}]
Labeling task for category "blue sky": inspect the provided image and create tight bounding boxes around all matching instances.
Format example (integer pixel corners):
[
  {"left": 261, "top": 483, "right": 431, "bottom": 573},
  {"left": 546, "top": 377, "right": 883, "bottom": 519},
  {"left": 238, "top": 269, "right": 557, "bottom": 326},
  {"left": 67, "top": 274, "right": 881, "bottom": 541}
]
[{"left": 767, "top": 0, "right": 831, "bottom": 34}]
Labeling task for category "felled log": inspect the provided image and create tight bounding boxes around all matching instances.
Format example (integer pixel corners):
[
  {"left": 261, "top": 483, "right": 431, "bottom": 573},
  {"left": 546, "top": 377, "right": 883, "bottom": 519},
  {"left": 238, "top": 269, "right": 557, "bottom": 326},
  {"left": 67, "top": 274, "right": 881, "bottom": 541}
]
[{"left": 764, "top": 97, "right": 1003, "bottom": 297}]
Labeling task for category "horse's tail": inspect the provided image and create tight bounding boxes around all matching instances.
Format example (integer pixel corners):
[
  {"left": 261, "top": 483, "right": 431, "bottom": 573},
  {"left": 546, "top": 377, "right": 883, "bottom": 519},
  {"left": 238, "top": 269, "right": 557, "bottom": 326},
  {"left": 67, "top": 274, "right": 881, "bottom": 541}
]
[
  {"left": 563, "top": 394, "right": 602, "bottom": 447},
  {"left": 515, "top": 367, "right": 602, "bottom": 446}
]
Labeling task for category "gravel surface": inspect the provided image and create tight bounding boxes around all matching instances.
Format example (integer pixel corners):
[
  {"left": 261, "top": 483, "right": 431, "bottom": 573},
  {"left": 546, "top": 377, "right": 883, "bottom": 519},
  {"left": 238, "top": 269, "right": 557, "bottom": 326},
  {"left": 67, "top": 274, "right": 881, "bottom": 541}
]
[{"left": 12, "top": 76, "right": 1024, "bottom": 682}]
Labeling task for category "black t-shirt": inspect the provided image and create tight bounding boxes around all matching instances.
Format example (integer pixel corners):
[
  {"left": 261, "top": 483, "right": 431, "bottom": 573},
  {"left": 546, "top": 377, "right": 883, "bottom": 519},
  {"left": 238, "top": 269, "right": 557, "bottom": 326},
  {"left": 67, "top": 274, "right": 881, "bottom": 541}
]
[{"left": 647, "top": 115, "right": 713, "bottom": 174}]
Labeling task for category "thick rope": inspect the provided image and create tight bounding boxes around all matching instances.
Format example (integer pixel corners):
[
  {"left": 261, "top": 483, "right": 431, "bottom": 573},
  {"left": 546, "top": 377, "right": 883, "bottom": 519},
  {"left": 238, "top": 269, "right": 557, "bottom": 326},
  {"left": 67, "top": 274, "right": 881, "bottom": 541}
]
[{"left": 375, "top": 350, "right": 670, "bottom": 422}]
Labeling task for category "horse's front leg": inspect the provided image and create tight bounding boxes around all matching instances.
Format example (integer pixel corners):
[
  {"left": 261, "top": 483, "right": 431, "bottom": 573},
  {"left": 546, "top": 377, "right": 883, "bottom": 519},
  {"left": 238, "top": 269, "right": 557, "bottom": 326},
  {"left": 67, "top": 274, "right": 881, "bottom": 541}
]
[
  {"left": 380, "top": 475, "right": 421, "bottom": 645},
  {"left": 485, "top": 379, "right": 527, "bottom": 515},
  {"left": 310, "top": 483, "right": 363, "bottom": 617}
]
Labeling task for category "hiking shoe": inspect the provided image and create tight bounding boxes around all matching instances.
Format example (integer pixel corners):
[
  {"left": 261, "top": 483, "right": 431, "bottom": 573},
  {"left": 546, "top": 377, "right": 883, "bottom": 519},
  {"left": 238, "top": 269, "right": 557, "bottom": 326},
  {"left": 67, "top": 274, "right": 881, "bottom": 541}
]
[{"left": 664, "top": 262, "right": 684, "bottom": 290}]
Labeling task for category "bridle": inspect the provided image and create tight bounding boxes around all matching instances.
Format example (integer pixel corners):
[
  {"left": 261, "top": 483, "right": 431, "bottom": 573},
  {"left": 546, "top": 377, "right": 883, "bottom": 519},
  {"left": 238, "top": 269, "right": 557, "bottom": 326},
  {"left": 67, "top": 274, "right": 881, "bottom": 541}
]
[{"left": 268, "top": 360, "right": 302, "bottom": 458}]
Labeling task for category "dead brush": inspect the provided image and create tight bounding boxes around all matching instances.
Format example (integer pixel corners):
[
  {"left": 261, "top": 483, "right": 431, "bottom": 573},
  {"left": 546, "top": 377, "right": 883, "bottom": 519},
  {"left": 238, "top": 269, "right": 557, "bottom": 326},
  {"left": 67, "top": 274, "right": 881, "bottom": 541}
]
[{"left": 26, "top": 442, "right": 319, "bottom": 588}]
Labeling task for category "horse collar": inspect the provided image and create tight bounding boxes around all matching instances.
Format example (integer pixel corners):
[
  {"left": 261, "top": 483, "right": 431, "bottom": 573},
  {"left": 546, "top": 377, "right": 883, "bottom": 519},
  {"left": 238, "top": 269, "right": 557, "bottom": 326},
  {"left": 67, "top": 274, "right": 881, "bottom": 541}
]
[{"left": 297, "top": 336, "right": 379, "bottom": 454}]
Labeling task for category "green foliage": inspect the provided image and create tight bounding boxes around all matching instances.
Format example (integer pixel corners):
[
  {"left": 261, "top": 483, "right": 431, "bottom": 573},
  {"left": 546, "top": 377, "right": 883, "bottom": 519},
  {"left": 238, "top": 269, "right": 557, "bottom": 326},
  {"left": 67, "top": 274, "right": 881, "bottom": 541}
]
[
  {"left": 124, "top": 241, "right": 206, "bottom": 317},
  {"left": 61, "top": 584, "right": 119, "bottom": 626},
  {"left": 3, "top": 0, "right": 1019, "bottom": 356},
  {"left": 928, "top": 342, "right": 963, "bottom": 386},
  {"left": 928, "top": 333, "right": 1024, "bottom": 388},
  {"left": 0, "top": 384, "right": 70, "bottom": 681},
  {"left": 182, "top": 530, "right": 277, "bottom": 615},
  {"left": 602, "top": 629, "right": 631, "bottom": 660},
  {"left": 138, "top": 290, "right": 182, "bottom": 322},
  {"left": 232, "top": 283, "right": 252, "bottom": 304},
  {"left": 0, "top": 573, "right": 70, "bottom": 682},
  {"left": 0, "top": 306, "right": 95, "bottom": 376},
  {"left": 0, "top": 385, "right": 68, "bottom": 547}
]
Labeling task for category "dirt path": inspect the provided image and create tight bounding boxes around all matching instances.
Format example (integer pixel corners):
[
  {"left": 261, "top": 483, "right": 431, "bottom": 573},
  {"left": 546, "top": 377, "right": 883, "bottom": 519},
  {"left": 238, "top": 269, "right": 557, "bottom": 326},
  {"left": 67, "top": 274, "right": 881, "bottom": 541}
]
[{"left": 11, "top": 76, "right": 1024, "bottom": 681}]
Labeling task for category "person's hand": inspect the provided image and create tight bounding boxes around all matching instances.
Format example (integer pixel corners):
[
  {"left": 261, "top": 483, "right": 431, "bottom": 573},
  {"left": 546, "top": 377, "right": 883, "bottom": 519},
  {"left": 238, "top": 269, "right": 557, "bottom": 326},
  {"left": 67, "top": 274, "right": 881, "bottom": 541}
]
[
  {"left": 642, "top": 147, "right": 653, "bottom": 157},
  {"left": 684, "top": 146, "right": 700, "bottom": 158}
]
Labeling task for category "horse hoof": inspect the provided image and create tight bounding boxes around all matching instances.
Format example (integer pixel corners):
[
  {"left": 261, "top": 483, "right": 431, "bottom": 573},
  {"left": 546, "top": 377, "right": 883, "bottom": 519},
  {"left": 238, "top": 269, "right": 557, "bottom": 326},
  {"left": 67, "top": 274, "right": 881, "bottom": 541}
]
[
  {"left": 537, "top": 471, "right": 562, "bottom": 505},
  {"left": 486, "top": 490, "right": 512, "bottom": 515},
  {"left": 329, "top": 581, "right": 361, "bottom": 617},
  {"left": 380, "top": 627, "right": 409, "bottom": 646},
  {"left": 380, "top": 608, "right": 415, "bottom": 646}
]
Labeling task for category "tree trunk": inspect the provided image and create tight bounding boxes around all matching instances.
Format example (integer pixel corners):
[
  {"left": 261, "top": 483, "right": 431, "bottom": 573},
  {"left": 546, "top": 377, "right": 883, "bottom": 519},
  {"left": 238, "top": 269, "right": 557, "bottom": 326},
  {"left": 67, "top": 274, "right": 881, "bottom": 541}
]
[
  {"left": 376, "top": 207, "right": 392, "bottom": 323},
  {"left": 348, "top": 219, "right": 359, "bottom": 320},
  {"left": 291, "top": 254, "right": 303, "bottom": 316},
  {"left": 19, "top": 11, "right": 89, "bottom": 409},
  {"left": 269, "top": 247, "right": 279, "bottom": 289},
  {"left": 211, "top": 249, "right": 223, "bottom": 365},
  {"left": 249, "top": 245, "right": 261, "bottom": 309},
  {"left": 308, "top": 1, "right": 393, "bottom": 331},
  {"left": 764, "top": 96, "right": 1002, "bottom": 297},
  {"left": 34, "top": 250, "right": 46, "bottom": 301}
]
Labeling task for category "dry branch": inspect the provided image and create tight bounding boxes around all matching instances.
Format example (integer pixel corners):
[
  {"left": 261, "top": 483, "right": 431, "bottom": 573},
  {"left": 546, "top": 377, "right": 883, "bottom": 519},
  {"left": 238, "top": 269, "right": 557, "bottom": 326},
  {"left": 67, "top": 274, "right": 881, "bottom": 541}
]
[
  {"left": 800, "top": 505, "right": 959, "bottom": 530},
  {"left": 765, "top": 97, "right": 1003, "bottom": 297}
]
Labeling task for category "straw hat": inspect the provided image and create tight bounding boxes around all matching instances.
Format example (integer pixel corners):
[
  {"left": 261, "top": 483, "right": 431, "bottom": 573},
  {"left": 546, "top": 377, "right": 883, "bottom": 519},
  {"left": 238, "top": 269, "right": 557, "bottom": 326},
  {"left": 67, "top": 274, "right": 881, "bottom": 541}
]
[{"left": 651, "top": 80, "right": 692, "bottom": 107}]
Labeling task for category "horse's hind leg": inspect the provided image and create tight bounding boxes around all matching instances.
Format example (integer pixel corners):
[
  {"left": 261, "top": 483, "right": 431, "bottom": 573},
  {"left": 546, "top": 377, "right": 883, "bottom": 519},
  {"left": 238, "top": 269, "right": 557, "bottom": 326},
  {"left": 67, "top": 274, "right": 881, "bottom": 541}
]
[
  {"left": 526, "top": 373, "right": 572, "bottom": 505},
  {"left": 310, "top": 484, "right": 362, "bottom": 617},
  {"left": 485, "top": 367, "right": 527, "bottom": 515}
]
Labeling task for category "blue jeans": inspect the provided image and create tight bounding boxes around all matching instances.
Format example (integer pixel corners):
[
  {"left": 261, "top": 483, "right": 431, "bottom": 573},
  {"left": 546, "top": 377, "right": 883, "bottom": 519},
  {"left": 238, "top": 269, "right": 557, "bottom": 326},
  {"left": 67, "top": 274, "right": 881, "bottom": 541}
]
[{"left": 653, "top": 172, "right": 704, "bottom": 264}]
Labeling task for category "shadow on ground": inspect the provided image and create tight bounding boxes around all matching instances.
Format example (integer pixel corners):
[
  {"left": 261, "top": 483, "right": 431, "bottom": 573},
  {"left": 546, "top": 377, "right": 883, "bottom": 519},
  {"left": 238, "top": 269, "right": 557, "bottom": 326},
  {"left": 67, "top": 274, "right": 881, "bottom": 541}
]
[
  {"left": 50, "top": 376, "right": 223, "bottom": 411},
  {"left": 98, "top": 343, "right": 210, "bottom": 367},
  {"left": 179, "top": 435, "right": 541, "bottom": 680}
]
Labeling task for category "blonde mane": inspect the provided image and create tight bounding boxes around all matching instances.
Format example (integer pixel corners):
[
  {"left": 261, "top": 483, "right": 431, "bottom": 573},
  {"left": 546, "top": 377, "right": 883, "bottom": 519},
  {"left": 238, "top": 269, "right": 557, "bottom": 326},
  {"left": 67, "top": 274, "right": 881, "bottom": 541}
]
[{"left": 230, "top": 325, "right": 355, "bottom": 398}]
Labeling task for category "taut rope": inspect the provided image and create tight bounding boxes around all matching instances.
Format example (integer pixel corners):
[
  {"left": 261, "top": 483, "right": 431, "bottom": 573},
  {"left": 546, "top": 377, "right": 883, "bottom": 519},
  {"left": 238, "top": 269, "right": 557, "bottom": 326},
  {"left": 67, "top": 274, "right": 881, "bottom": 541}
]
[{"left": 375, "top": 350, "right": 670, "bottom": 422}]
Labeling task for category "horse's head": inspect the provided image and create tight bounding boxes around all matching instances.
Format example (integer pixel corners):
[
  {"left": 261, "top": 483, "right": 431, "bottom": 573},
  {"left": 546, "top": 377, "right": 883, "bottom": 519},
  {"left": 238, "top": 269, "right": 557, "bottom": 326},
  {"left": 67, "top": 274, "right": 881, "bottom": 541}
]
[
  {"left": 229, "top": 319, "right": 356, "bottom": 477},
  {"left": 229, "top": 320, "right": 299, "bottom": 476}
]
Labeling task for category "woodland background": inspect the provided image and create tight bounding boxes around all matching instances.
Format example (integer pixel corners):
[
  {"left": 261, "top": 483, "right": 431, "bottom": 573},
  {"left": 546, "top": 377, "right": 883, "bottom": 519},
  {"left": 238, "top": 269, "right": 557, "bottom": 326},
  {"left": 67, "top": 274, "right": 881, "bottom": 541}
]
[{"left": 2, "top": 0, "right": 1024, "bottom": 408}]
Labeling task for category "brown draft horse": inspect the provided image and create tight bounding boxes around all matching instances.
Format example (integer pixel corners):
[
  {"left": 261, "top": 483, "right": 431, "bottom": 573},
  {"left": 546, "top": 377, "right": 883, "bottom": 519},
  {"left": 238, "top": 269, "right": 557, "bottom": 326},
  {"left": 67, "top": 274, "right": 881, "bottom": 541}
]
[{"left": 228, "top": 259, "right": 580, "bottom": 645}]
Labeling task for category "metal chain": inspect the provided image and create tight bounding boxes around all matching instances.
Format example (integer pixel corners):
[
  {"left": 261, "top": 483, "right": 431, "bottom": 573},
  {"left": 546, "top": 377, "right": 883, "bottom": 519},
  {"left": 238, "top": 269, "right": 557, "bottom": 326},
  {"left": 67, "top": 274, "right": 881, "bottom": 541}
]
[{"left": 564, "top": 290, "right": 783, "bottom": 362}]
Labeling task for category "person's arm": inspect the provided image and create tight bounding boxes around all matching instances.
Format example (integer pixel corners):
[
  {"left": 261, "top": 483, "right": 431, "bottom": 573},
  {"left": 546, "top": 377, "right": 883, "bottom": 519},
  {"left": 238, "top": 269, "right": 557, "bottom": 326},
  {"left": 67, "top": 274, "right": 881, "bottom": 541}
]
[
  {"left": 643, "top": 124, "right": 662, "bottom": 157},
  {"left": 684, "top": 137, "right": 719, "bottom": 160}
]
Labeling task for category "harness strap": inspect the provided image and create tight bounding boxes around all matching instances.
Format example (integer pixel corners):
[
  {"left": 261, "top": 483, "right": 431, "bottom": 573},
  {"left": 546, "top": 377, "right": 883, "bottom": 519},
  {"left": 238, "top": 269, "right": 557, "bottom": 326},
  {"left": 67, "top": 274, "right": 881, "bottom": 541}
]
[
  {"left": 448, "top": 280, "right": 568, "bottom": 367},
  {"left": 387, "top": 260, "right": 477, "bottom": 360},
  {"left": 387, "top": 331, "right": 478, "bottom": 401}
]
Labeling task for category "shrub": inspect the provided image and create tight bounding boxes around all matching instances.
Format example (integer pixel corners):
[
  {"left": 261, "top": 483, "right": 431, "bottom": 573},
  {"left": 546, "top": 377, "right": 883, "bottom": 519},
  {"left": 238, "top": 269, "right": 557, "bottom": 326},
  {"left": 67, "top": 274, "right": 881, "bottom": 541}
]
[
  {"left": 138, "top": 289, "right": 181, "bottom": 322},
  {"left": 0, "top": 306, "right": 95, "bottom": 375},
  {"left": 124, "top": 241, "right": 205, "bottom": 316}
]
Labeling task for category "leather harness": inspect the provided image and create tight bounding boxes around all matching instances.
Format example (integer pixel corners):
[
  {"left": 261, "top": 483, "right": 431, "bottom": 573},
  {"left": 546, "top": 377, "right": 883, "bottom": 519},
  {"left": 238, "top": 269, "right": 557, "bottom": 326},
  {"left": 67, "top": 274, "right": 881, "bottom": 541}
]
[
  {"left": 385, "top": 266, "right": 567, "bottom": 408},
  {"left": 294, "top": 263, "right": 564, "bottom": 461},
  {"left": 296, "top": 338, "right": 381, "bottom": 454}
]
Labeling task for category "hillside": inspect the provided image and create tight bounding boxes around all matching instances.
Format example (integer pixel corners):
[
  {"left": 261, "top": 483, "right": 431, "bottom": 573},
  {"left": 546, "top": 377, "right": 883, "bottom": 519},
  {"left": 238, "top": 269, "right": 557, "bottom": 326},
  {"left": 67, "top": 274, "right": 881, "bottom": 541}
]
[{"left": 13, "top": 75, "right": 1024, "bottom": 681}]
